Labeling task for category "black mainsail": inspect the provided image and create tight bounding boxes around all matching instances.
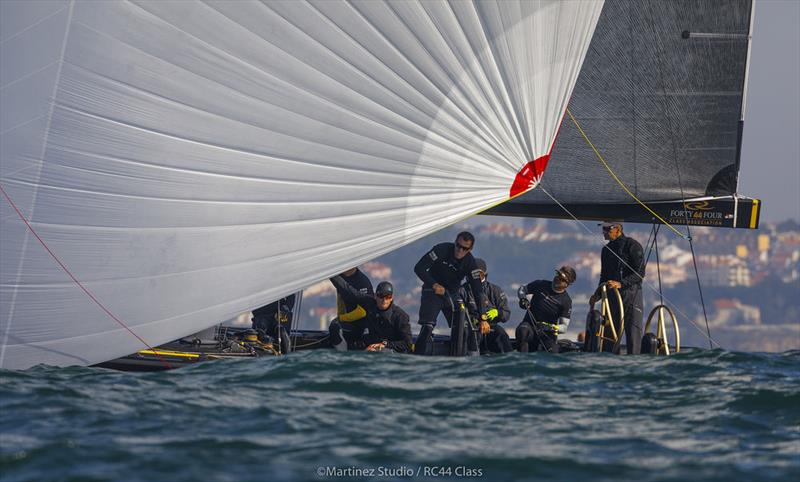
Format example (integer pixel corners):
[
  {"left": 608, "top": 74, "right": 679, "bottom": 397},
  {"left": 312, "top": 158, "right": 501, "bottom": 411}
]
[{"left": 486, "top": 0, "right": 760, "bottom": 229}]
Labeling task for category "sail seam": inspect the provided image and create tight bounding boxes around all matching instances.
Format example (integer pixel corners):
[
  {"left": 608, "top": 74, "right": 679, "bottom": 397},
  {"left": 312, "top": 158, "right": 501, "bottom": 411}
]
[
  {"left": 0, "top": 4, "right": 69, "bottom": 46},
  {"left": 0, "top": 183, "right": 170, "bottom": 368},
  {"left": 201, "top": 1, "right": 511, "bottom": 172},
  {"left": 122, "top": 1, "right": 505, "bottom": 174},
  {"left": 2, "top": 0, "right": 76, "bottom": 368}
]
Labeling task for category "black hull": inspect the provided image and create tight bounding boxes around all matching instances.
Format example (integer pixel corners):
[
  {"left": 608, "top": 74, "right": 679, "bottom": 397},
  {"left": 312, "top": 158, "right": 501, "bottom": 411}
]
[{"left": 95, "top": 329, "right": 584, "bottom": 372}]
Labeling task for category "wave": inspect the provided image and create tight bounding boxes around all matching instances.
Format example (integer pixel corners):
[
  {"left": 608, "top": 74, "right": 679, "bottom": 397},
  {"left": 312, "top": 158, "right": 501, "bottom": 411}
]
[{"left": 2, "top": 349, "right": 799, "bottom": 481}]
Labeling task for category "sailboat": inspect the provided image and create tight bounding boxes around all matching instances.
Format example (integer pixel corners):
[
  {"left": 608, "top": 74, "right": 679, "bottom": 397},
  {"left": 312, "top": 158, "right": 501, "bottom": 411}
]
[
  {"left": 1, "top": 0, "right": 761, "bottom": 370},
  {"left": 1, "top": 0, "right": 605, "bottom": 369}
]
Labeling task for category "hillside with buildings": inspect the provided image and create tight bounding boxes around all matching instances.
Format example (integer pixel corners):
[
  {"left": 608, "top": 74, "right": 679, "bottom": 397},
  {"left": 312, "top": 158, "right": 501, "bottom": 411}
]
[{"left": 294, "top": 218, "right": 800, "bottom": 353}]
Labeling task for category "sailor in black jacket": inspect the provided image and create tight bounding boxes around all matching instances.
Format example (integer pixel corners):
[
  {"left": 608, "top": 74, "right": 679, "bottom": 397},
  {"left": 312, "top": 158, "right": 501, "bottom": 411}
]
[
  {"left": 328, "top": 267, "right": 373, "bottom": 350},
  {"left": 413, "top": 231, "right": 488, "bottom": 355},
  {"left": 589, "top": 222, "right": 645, "bottom": 354},
  {"left": 461, "top": 259, "right": 512, "bottom": 354},
  {"left": 252, "top": 294, "right": 296, "bottom": 354},
  {"left": 329, "top": 276, "right": 412, "bottom": 353},
  {"left": 516, "top": 267, "right": 575, "bottom": 353}
]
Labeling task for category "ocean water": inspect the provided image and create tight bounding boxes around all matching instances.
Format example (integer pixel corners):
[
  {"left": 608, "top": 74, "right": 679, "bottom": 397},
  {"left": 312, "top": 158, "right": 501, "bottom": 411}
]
[{"left": 1, "top": 349, "right": 798, "bottom": 482}]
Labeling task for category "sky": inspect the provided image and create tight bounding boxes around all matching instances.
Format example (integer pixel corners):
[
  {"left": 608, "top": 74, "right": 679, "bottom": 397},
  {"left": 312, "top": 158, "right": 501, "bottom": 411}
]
[{"left": 738, "top": 0, "right": 800, "bottom": 222}]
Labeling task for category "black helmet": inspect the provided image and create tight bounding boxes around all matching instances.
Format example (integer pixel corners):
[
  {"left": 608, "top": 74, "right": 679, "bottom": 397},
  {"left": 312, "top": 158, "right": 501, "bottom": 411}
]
[
  {"left": 555, "top": 266, "right": 577, "bottom": 285},
  {"left": 376, "top": 281, "right": 394, "bottom": 297},
  {"left": 474, "top": 258, "right": 487, "bottom": 274}
]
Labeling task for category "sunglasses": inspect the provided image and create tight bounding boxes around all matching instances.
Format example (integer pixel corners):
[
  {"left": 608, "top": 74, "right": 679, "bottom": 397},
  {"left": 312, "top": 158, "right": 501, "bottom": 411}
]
[
  {"left": 377, "top": 294, "right": 393, "bottom": 300},
  {"left": 455, "top": 243, "right": 472, "bottom": 252}
]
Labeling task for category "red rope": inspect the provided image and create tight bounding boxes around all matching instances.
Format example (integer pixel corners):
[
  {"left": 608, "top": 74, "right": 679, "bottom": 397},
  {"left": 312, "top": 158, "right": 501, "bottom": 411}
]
[{"left": 0, "top": 183, "right": 172, "bottom": 369}]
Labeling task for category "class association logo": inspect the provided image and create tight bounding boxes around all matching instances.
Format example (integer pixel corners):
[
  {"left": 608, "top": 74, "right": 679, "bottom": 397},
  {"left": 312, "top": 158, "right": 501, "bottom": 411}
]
[
  {"left": 684, "top": 201, "right": 713, "bottom": 211},
  {"left": 667, "top": 200, "right": 729, "bottom": 226}
]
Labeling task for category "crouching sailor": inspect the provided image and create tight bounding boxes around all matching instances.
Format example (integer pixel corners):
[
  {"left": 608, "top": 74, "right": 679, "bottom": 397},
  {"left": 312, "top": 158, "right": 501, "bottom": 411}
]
[
  {"left": 461, "top": 259, "right": 512, "bottom": 354},
  {"left": 328, "top": 267, "right": 374, "bottom": 350},
  {"left": 329, "top": 277, "right": 412, "bottom": 353},
  {"left": 252, "top": 294, "right": 296, "bottom": 354},
  {"left": 516, "top": 266, "right": 575, "bottom": 353}
]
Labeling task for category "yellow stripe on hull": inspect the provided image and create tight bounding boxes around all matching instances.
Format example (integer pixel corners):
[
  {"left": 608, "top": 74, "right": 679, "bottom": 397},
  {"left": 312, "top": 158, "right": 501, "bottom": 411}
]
[
  {"left": 750, "top": 199, "right": 759, "bottom": 229},
  {"left": 137, "top": 349, "right": 201, "bottom": 359}
]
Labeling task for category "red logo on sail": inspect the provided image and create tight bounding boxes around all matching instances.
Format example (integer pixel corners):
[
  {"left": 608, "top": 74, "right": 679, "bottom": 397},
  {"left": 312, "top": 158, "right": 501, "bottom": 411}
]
[{"left": 510, "top": 155, "right": 550, "bottom": 198}]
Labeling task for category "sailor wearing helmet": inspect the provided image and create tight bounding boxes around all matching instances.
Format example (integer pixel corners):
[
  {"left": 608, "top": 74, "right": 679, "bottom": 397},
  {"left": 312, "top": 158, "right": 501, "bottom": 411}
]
[{"left": 516, "top": 266, "right": 576, "bottom": 353}]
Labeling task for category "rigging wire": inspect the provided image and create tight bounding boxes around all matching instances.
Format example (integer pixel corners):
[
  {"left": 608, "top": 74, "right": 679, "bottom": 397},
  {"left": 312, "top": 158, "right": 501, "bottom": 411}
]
[
  {"left": 654, "top": 225, "right": 664, "bottom": 306},
  {"left": 565, "top": 109, "right": 688, "bottom": 240},
  {"left": 291, "top": 291, "right": 303, "bottom": 353},
  {"left": 538, "top": 185, "right": 721, "bottom": 348},
  {"left": 565, "top": 107, "right": 715, "bottom": 348},
  {"left": 643, "top": 223, "right": 658, "bottom": 267},
  {"left": 643, "top": 223, "right": 664, "bottom": 306},
  {"left": 687, "top": 238, "right": 713, "bottom": 348},
  {"left": 642, "top": 3, "right": 713, "bottom": 348}
]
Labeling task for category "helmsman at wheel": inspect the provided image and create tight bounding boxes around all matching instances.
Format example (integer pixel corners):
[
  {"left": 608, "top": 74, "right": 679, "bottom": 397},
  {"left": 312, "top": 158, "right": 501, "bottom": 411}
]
[{"left": 589, "top": 221, "right": 646, "bottom": 355}]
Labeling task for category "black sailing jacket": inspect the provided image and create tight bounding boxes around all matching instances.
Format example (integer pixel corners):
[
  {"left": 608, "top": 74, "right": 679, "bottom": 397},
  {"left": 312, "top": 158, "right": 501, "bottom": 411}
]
[
  {"left": 329, "top": 276, "right": 412, "bottom": 353},
  {"left": 414, "top": 242, "right": 487, "bottom": 313},
  {"left": 252, "top": 294, "right": 296, "bottom": 324},
  {"left": 600, "top": 234, "right": 645, "bottom": 290},
  {"left": 461, "top": 279, "right": 510, "bottom": 326}
]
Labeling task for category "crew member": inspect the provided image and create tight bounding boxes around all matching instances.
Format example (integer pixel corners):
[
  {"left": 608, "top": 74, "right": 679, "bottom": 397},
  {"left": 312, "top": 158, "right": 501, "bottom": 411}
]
[
  {"left": 413, "top": 231, "right": 488, "bottom": 355},
  {"left": 589, "top": 221, "right": 645, "bottom": 355},
  {"left": 516, "top": 266, "right": 576, "bottom": 353},
  {"left": 252, "top": 294, "right": 296, "bottom": 354},
  {"left": 461, "top": 259, "right": 512, "bottom": 354},
  {"left": 329, "top": 277, "right": 412, "bottom": 353},
  {"left": 328, "top": 267, "right": 374, "bottom": 350}
]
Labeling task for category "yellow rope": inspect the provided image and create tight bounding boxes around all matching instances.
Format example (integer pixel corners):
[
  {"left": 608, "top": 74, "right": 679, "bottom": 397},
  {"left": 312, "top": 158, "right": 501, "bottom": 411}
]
[
  {"left": 292, "top": 335, "right": 330, "bottom": 349},
  {"left": 566, "top": 108, "right": 687, "bottom": 239}
]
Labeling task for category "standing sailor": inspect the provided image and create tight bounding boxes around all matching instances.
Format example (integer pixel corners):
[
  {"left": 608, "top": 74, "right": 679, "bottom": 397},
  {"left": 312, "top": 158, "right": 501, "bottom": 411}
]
[
  {"left": 328, "top": 267, "right": 374, "bottom": 350},
  {"left": 516, "top": 266, "right": 576, "bottom": 353},
  {"left": 413, "top": 231, "right": 488, "bottom": 355},
  {"left": 328, "top": 277, "right": 412, "bottom": 353},
  {"left": 252, "top": 294, "right": 296, "bottom": 354},
  {"left": 461, "top": 259, "right": 512, "bottom": 354},
  {"left": 589, "top": 222, "right": 645, "bottom": 355}
]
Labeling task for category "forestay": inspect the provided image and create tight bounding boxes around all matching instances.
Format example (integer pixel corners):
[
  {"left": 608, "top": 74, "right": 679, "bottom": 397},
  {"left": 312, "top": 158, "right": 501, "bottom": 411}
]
[{"left": 0, "top": 0, "right": 603, "bottom": 368}]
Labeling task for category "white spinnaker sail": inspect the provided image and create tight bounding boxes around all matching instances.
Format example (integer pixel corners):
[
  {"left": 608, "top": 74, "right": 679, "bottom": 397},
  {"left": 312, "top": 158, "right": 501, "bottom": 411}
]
[{"left": 0, "top": 0, "right": 603, "bottom": 369}]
